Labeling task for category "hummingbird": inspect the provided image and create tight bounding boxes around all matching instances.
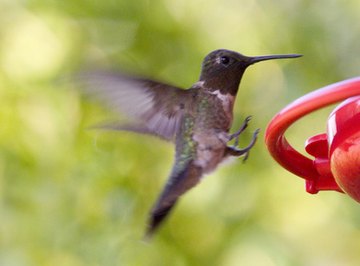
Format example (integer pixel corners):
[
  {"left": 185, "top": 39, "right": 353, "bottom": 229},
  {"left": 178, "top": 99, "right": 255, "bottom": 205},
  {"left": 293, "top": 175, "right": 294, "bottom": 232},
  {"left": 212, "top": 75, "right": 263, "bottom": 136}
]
[{"left": 79, "top": 49, "right": 301, "bottom": 238}]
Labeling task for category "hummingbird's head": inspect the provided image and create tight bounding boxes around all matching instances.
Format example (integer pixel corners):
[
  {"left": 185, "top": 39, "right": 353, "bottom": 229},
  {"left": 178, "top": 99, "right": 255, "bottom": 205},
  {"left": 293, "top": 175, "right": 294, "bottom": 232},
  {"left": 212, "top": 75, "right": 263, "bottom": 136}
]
[{"left": 199, "top": 49, "right": 301, "bottom": 95}]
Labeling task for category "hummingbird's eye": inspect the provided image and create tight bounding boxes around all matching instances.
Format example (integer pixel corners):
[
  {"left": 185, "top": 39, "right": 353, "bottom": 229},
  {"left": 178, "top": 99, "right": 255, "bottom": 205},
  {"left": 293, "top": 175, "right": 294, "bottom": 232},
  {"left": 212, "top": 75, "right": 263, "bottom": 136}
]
[{"left": 220, "top": 56, "right": 231, "bottom": 66}]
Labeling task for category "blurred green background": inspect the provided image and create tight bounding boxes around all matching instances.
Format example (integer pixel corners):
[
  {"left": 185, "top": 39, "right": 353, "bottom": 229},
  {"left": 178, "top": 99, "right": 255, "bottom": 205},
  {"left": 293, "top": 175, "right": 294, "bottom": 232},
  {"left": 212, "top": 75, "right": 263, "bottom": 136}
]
[{"left": 1, "top": 0, "right": 360, "bottom": 265}]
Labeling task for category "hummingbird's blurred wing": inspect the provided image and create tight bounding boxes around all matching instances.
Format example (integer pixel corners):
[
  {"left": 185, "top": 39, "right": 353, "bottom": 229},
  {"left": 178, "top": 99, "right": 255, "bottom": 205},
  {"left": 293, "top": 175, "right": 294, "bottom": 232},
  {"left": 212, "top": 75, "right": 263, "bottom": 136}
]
[
  {"left": 145, "top": 160, "right": 202, "bottom": 237},
  {"left": 78, "top": 71, "right": 190, "bottom": 141}
]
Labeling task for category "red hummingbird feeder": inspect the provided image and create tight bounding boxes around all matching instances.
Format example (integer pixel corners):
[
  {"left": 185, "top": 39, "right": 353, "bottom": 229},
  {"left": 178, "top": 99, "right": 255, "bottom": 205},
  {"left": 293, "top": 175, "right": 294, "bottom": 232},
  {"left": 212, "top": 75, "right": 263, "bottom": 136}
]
[{"left": 265, "top": 77, "right": 360, "bottom": 203}]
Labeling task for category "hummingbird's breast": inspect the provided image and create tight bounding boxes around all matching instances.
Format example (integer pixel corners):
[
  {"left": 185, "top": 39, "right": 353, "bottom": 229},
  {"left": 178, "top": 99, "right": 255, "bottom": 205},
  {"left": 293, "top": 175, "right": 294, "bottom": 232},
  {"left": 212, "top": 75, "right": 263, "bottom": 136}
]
[
  {"left": 190, "top": 90, "right": 235, "bottom": 173},
  {"left": 195, "top": 89, "right": 235, "bottom": 132},
  {"left": 209, "top": 90, "right": 235, "bottom": 124}
]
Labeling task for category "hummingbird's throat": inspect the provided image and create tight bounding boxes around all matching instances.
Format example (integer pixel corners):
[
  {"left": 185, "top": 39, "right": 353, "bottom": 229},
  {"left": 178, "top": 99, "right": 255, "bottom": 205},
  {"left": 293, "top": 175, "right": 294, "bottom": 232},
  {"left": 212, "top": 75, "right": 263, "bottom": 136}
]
[
  {"left": 209, "top": 90, "right": 235, "bottom": 118},
  {"left": 202, "top": 77, "right": 242, "bottom": 96}
]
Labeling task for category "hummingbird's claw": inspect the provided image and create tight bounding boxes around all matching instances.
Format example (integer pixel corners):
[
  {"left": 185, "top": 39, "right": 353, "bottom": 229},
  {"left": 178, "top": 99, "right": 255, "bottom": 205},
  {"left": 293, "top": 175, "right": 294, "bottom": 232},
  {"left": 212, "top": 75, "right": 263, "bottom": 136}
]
[
  {"left": 242, "top": 151, "right": 250, "bottom": 163},
  {"left": 241, "top": 128, "right": 260, "bottom": 163},
  {"left": 225, "top": 128, "right": 260, "bottom": 159},
  {"left": 245, "top": 115, "right": 252, "bottom": 123},
  {"left": 253, "top": 128, "right": 260, "bottom": 137},
  {"left": 229, "top": 115, "right": 252, "bottom": 146}
]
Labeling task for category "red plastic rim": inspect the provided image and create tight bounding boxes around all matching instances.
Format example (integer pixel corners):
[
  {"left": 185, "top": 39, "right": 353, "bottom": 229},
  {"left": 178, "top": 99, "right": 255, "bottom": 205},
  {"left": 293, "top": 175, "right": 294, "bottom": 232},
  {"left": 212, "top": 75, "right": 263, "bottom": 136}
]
[{"left": 265, "top": 77, "right": 360, "bottom": 181}]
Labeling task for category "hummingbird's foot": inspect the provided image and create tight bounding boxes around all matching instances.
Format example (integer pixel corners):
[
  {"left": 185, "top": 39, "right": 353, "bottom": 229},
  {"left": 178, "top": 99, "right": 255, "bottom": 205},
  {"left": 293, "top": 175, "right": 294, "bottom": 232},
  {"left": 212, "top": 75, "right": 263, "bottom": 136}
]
[
  {"left": 225, "top": 128, "right": 260, "bottom": 162},
  {"left": 229, "top": 116, "right": 252, "bottom": 147}
]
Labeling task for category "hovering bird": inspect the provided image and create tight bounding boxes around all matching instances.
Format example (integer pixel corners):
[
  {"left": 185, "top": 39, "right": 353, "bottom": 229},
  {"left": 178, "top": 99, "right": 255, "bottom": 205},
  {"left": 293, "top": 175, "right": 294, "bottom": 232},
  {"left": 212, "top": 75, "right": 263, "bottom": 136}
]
[{"left": 79, "top": 49, "right": 301, "bottom": 237}]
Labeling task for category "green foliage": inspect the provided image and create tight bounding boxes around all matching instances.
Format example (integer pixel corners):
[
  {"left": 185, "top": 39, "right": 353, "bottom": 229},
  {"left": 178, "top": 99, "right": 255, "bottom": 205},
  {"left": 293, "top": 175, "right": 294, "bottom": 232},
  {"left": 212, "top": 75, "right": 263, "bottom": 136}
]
[{"left": 1, "top": 0, "right": 360, "bottom": 265}]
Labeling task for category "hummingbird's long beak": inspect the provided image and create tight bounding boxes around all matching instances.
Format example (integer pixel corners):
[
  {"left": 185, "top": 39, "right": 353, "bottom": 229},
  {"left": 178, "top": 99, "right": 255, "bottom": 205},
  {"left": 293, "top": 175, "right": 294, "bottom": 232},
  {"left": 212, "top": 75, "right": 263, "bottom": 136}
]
[{"left": 249, "top": 54, "right": 302, "bottom": 64}]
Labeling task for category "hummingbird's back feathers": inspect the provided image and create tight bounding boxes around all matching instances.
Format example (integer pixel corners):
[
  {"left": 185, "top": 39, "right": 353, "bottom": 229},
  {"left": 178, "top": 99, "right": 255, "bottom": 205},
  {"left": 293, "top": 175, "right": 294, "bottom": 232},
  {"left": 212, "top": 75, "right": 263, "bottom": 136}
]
[
  {"left": 78, "top": 71, "right": 191, "bottom": 140},
  {"left": 146, "top": 159, "right": 202, "bottom": 237}
]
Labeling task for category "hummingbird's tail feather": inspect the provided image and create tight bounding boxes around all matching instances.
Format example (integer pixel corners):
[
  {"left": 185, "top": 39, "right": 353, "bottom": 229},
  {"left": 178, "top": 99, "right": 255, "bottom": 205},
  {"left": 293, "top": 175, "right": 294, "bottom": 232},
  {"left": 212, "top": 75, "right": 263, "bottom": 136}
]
[
  {"left": 144, "top": 199, "right": 178, "bottom": 239},
  {"left": 144, "top": 160, "right": 203, "bottom": 238}
]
